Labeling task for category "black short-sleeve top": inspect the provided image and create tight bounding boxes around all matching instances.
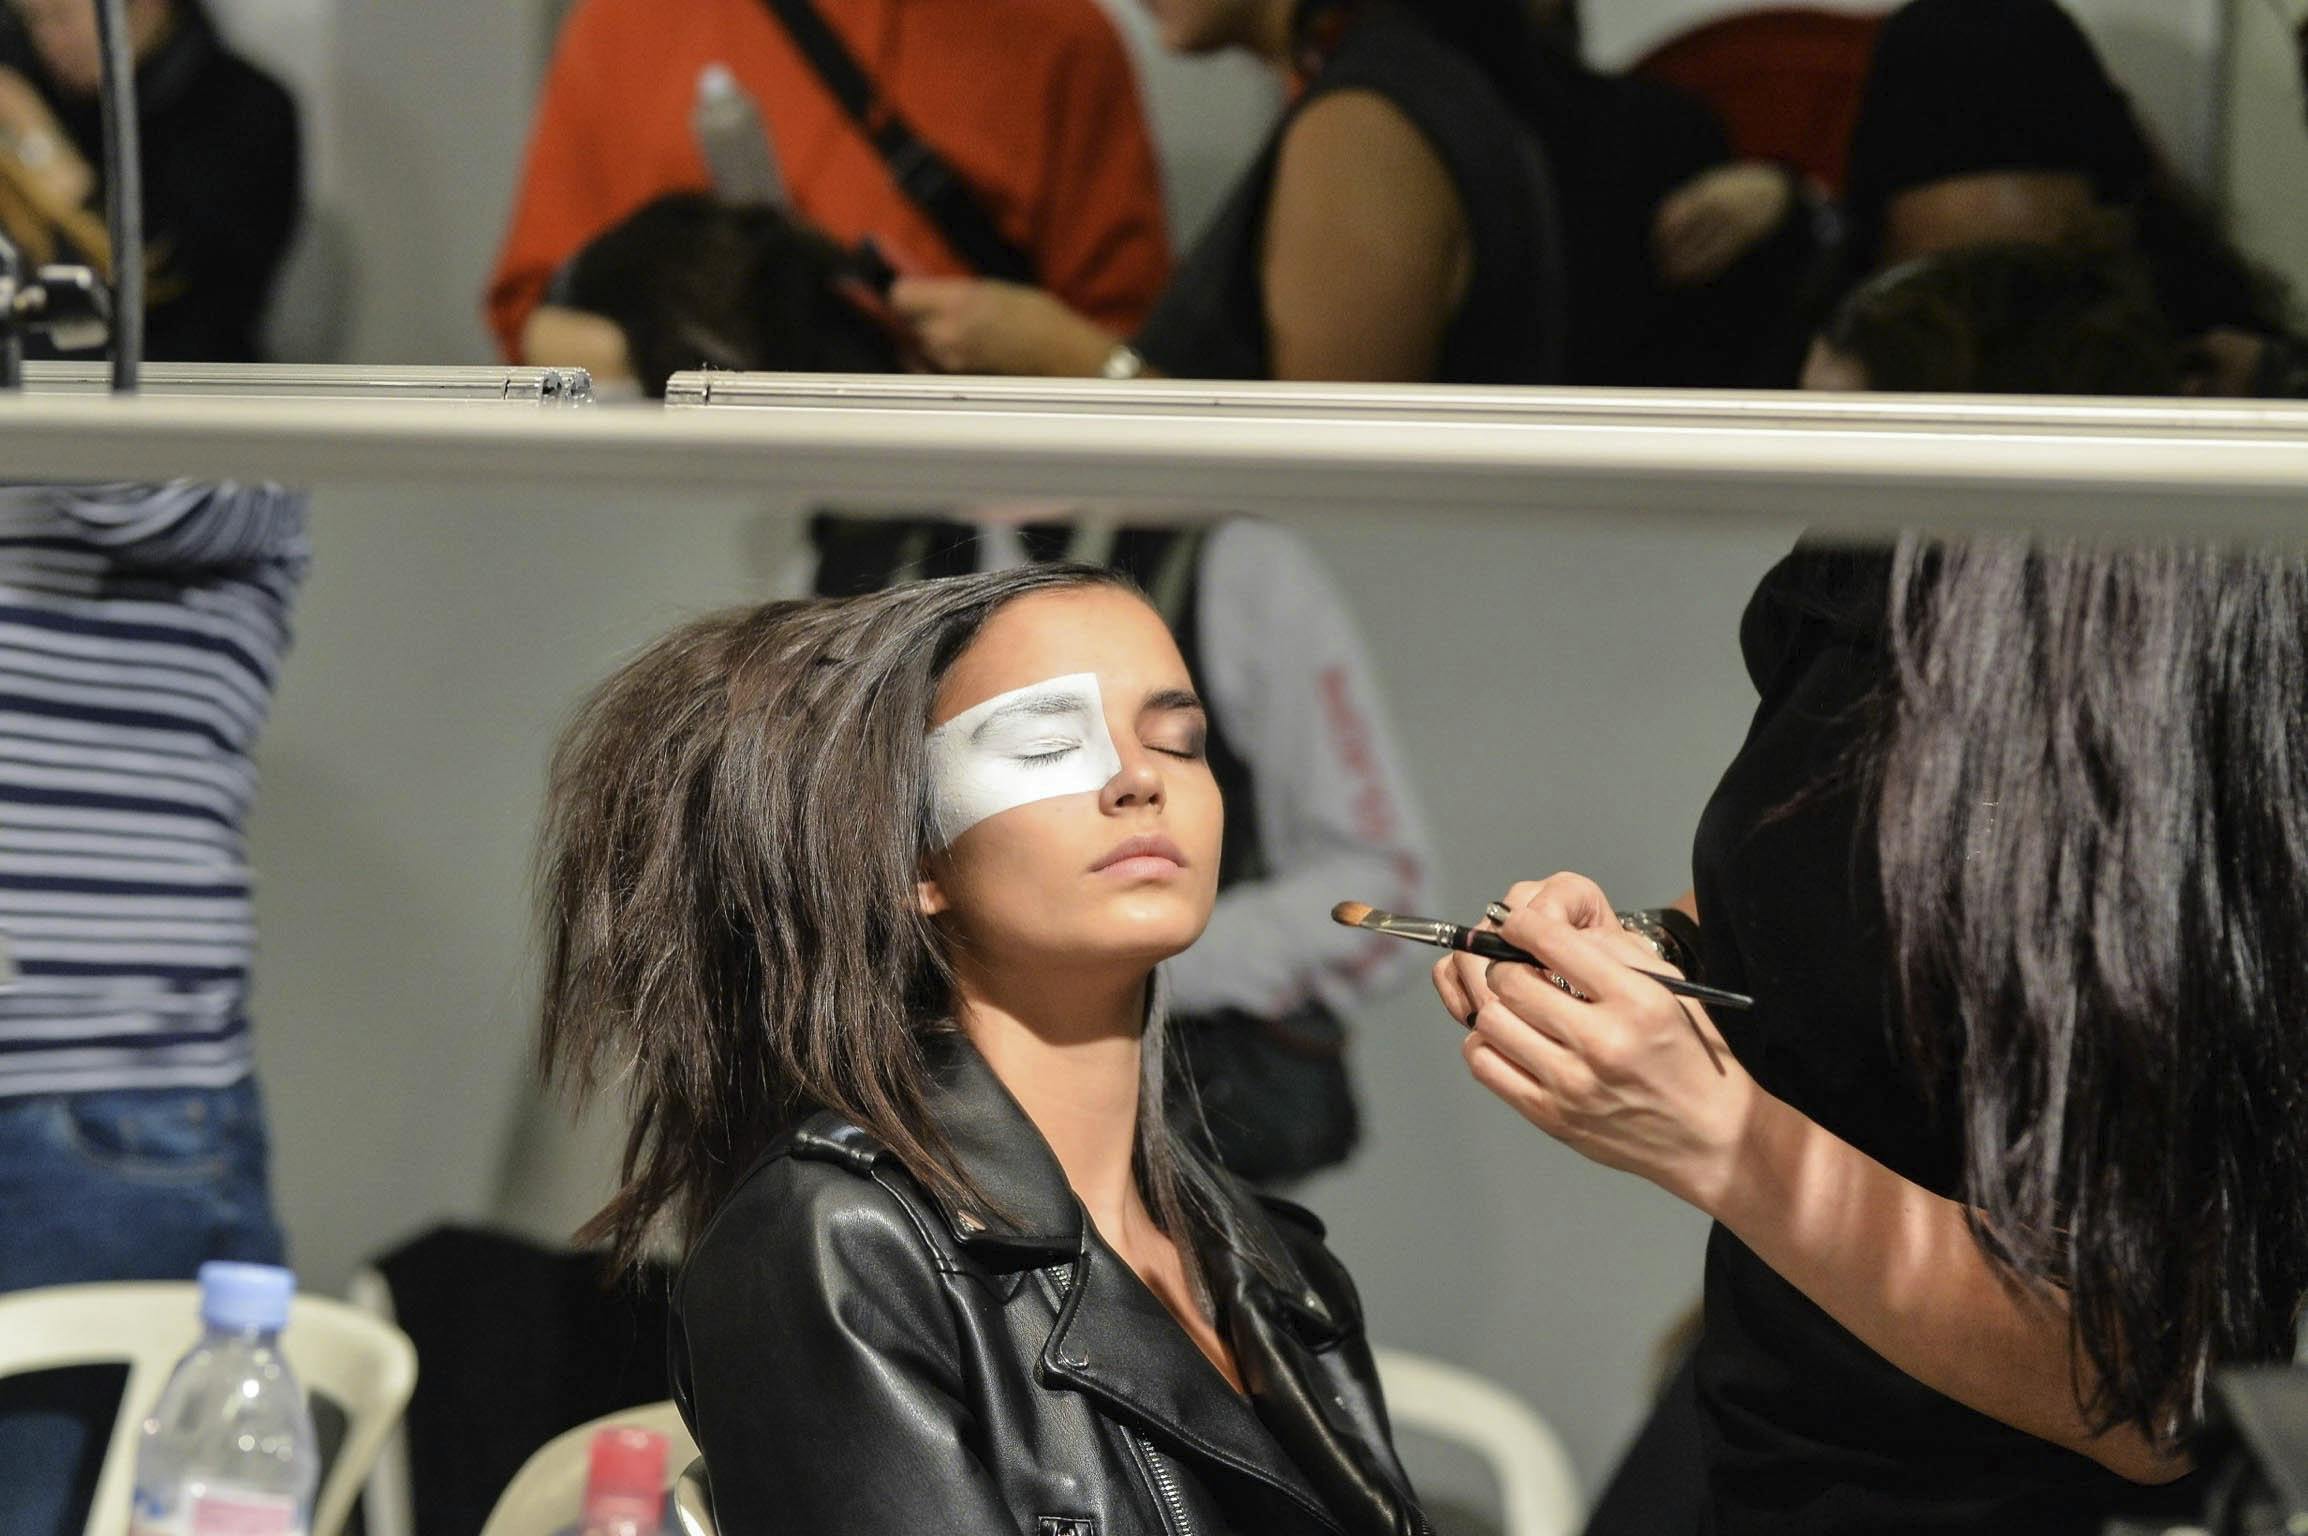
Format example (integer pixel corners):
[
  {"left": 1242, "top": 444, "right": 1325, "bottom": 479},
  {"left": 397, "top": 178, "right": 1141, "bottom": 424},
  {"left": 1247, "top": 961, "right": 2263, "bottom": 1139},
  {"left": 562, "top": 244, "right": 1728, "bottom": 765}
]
[
  {"left": 1687, "top": 542, "right": 2202, "bottom": 1535},
  {"left": 1132, "top": 0, "right": 1560, "bottom": 384}
]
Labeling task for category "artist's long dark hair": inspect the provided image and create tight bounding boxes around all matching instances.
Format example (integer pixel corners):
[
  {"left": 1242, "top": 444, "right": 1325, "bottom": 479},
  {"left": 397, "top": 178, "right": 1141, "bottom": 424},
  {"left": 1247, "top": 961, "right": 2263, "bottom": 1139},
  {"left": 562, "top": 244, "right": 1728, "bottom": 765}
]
[
  {"left": 537, "top": 564, "right": 1233, "bottom": 1277},
  {"left": 1877, "top": 539, "right": 2308, "bottom": 1441}
]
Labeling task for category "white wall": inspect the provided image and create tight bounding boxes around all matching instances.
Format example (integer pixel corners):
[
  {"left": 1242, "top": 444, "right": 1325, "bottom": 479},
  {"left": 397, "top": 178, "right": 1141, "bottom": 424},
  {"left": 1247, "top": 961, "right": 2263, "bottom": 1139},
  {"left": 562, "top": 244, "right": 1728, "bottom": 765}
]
[
  {"left": 247, "top": 484, "right": 1799, "bottom": 1494},
  {"left": 2221, "top": 0, "right": 2308, "bottom": 301}
]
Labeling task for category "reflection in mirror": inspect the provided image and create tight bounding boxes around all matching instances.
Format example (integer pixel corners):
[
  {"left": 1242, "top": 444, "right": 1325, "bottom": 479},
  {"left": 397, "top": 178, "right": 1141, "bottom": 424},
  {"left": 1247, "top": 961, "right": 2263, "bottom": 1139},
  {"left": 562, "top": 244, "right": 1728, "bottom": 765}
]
[
  {"left": 5, "top": 0, "right": 2300, "bottom": 402},
  {"left": 491, "top": 0, "right": 2308, "bottom": 400}
]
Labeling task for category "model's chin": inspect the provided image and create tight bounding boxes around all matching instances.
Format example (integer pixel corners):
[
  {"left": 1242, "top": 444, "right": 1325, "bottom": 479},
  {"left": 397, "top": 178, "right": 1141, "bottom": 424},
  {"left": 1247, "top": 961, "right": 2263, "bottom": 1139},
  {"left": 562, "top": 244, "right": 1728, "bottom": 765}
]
[{"left": 1087, "top": 892, "right": 1212, "bottom": 963}]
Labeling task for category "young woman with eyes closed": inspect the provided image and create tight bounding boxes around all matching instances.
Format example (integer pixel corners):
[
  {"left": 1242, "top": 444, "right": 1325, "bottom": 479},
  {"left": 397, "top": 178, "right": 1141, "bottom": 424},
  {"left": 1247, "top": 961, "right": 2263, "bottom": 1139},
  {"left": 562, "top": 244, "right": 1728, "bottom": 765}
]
[{"left": 537, "top": 564, "right": 1426, "bottom": 1536}]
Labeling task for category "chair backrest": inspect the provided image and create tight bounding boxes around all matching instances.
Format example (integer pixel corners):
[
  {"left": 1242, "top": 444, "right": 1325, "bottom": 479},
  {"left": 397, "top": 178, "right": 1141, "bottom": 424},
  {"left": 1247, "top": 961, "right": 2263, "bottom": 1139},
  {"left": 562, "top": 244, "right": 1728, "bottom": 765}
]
[
  {"left": 1372, "top": 1346, "right": 1581, "bottom": 1536},
  {"left": 671, "top": 1456, "right": 716, "bottom": 1536},
  {"left": 0, "top": 1281, "right": 418, "bottom": 1536},
  {"left": 477, "top": 1400, "right": 700, "bottom": 1536},
  {"left": 1631, "top": 6, "right": 1888, "bottom": 197}
]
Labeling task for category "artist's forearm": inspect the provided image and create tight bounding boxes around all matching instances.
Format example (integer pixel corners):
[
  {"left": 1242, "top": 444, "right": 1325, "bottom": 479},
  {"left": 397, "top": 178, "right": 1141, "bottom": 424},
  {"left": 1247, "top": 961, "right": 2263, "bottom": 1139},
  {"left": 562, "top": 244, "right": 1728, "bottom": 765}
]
[{"left": 1706, "top": 1094, "right": 2189, "bottom": 1484}]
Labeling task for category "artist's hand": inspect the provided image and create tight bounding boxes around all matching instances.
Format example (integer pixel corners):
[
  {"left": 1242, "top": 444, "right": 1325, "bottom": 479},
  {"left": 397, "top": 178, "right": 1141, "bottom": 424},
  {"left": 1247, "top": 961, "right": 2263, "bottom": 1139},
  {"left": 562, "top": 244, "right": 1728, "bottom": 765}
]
[
  {"left": 0, "top": 69, "right": 93, "bottom": 210},
  {"left": 888, "top": 277, "right": 1118, "bottom": 377},
  {"left": 1440, "top": 872, "right": 1763, "bottom": 1216},
  {"left": 1653, "top": 161, "right": 1793, "bottom": 287}
]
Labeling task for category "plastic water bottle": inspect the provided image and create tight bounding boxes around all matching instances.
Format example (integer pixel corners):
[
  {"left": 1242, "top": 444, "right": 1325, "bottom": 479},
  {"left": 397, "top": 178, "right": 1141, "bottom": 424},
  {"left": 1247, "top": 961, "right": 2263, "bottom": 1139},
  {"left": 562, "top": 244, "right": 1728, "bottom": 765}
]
[
  {"left": 691, "top": 62, "right": 786, "bottom": 206},
  {"left": 129, "top": 1262, "right": 320, "bottom": 1536},
  {"left": 551, "top": 1426, "right": 669, "bottom": 1536}
]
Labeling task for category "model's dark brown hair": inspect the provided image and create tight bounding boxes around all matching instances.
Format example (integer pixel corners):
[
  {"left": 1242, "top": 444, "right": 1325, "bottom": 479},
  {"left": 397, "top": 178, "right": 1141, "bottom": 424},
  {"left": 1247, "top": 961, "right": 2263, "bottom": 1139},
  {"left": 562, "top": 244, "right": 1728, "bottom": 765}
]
[{"left": 538, "top": 563, "right": 1232, "bottom": 1273}]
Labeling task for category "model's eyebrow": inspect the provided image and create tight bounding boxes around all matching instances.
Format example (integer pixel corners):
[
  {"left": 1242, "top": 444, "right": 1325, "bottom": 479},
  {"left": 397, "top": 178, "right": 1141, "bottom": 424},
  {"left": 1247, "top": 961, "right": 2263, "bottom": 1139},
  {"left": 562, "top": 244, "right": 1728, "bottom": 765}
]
[
  {"left": 1141, "top": 688, "right": 1206, "bottom": 717},
  {"left": 967, "top": 691, "right": 1093, "bottom": 743}
]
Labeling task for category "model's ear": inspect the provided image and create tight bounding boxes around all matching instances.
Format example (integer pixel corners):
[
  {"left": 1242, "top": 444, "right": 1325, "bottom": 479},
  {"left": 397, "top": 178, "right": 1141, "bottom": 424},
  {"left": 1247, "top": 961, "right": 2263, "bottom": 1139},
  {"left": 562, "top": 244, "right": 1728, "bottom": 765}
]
[{"left": 917, "top": 870, "right": 950, "bottom": 918}]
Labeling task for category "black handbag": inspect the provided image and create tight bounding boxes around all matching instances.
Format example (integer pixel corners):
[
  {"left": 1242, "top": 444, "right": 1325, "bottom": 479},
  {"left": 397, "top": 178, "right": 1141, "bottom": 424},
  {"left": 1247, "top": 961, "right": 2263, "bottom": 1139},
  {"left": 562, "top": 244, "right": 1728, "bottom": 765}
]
[{"left": 1172, "top": 1002, "right": 1361, "bottom": 1184}]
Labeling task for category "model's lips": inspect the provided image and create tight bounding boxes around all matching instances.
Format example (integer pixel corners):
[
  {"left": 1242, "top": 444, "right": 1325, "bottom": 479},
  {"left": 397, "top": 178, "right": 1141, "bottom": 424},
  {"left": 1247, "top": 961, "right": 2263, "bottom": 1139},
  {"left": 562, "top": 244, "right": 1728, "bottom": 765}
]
[{"left": 1090, "top": 833, "right": 1188, "bottom": 874}]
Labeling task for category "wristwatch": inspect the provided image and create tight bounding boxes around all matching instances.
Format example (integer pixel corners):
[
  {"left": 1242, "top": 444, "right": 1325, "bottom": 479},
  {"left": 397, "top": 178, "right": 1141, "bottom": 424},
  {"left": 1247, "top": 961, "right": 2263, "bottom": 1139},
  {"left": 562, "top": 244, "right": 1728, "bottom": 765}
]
[
  {"left": 1616, "top": 907, "right": 1703, "bottom": 981},
  {"left": 8, "top": 130, "right": 58, "bottom": 171}
]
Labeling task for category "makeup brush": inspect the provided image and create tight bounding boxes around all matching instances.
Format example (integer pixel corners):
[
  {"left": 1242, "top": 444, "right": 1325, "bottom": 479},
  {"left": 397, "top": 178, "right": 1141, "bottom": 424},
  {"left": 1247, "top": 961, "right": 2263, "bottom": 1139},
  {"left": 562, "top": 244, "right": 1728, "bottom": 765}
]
[{"left": 1331, "top": 901, "right": 1755, "bottom": 1012}]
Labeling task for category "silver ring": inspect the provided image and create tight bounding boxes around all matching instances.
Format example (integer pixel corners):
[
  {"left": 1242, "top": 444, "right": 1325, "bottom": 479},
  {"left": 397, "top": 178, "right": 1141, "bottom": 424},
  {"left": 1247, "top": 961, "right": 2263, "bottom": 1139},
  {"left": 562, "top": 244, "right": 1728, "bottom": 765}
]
[{"left": 1542, "top": 968, "right": 1591, "bottom": 1002}]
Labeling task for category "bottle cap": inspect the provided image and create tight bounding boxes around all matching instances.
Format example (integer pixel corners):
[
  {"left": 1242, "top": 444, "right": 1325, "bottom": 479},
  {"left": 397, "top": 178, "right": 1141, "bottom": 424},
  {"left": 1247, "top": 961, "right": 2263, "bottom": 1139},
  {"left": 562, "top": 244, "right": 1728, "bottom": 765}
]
[
  {"left": 198, "top": 1262, "right": 295, "bottom": 1334},
  {"left": 584, "top": 1427, "right": 667, "bottom": 1524}
]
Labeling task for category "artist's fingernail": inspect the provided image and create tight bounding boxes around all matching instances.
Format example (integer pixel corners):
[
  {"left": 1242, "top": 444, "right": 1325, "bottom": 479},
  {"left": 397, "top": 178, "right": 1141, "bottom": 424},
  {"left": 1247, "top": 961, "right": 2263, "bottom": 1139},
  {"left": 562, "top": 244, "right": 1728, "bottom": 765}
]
[
  {"left": 1462, "top": 1005, "right": 1480, "bottom": 1030},
  {"left": 1486, "top": 901, "right": 1513, "bottom": 924}
]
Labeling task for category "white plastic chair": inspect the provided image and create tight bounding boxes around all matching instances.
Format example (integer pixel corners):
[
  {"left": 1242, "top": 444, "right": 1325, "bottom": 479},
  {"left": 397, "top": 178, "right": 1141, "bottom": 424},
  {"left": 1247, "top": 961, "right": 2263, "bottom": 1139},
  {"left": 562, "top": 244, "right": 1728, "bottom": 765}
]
[
  {"left": 672, "top": 1456, "right": 716, "bottom": 1536},
  {"left": 1373, "top": 1346, "right": 1582, "bottom": 1536},
  {"left": 344, "top": 1265, "right": 415, "bottom": 1536},
  {"left": 477, "top": 1400, "right": 700, "bottom": 1536},
  {"left": 0, "top": 1280, "right": 419, "bottom": 1536}
]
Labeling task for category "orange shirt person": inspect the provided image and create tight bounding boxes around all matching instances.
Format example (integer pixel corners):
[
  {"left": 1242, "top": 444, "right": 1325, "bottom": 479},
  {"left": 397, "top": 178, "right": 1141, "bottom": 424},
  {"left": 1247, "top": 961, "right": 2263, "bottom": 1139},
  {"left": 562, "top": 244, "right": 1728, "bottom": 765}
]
[{"left": 487, "top": 0, "right": 1171, "bottom": 369}]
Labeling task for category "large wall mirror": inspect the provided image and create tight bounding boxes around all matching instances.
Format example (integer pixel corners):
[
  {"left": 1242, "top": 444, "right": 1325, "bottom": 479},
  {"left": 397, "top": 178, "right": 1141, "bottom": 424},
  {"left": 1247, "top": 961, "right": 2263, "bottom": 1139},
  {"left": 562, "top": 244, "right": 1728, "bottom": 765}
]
[{"left": 6, "top": 0, "right": 2304, "bottom": 401}]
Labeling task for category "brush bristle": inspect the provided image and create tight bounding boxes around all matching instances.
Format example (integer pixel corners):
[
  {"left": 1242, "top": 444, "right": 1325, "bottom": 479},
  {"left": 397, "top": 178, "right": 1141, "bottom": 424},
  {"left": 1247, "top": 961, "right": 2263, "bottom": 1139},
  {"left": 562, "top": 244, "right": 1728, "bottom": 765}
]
[{"left": 1331, "top": 900, "right": 1376, "bottom": 928}]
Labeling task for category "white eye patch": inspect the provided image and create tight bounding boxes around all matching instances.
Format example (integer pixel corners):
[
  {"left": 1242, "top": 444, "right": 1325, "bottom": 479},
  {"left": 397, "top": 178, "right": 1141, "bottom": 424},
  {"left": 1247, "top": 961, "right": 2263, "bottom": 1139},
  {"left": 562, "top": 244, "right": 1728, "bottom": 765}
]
[{"left": 925, "top": 672, "right": 1122, "bottom": 847}]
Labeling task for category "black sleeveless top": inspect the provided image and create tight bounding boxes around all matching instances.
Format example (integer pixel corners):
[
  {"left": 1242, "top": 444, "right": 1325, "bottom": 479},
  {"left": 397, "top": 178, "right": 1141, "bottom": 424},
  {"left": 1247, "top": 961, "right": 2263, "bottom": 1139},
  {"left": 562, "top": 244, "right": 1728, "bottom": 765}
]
[
  {"left": 1132, "top": 0, "right": 1562, "bottom": 384},
  {"left": 1688, "top": 543, "right": 2206, "bottom": 1535}
]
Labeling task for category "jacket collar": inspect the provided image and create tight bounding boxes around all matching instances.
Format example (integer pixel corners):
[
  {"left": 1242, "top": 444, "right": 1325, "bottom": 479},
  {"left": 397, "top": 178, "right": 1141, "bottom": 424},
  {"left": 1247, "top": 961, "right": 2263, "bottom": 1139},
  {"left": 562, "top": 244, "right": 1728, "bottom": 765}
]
[
  {"left": 915, "top": 1031, "right": 1340, "bottom": 1331},
  {"left": 913, "top": 1032, "right": 1407, "bottom": 1534},
  {"left": 912, "top": 1030, "right": 1084, "bottom": 1263}
]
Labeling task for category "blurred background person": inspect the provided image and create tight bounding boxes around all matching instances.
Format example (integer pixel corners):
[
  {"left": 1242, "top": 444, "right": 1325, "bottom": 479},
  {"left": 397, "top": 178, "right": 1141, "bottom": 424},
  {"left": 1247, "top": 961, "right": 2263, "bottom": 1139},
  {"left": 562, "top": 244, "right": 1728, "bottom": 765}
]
[
  {"left": 1839, "top": 0, "right": 2303, "bottom": 396},
  {"left": 0, "top": 482, "right": 310, "bottom": 1536},
  {"left": 888, "top": 0, "right": 1831, "bottom": 389},
  {"left": 487, "top": 0, "right": 1170, "bottom": 387},
  {"left": 0, "top": 0, "right": 300, "bottom": 362},
  {"left": 889, "top": 0, "right": 1569, "bottom": 385}
]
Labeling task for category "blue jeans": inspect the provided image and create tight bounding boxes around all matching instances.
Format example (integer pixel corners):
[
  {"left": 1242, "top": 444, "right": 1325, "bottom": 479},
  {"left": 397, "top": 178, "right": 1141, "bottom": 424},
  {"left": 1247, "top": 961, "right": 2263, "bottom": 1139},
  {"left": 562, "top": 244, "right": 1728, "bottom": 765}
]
[{"left": 0, "top": 1078, "right": 285, "bottom": 1536}]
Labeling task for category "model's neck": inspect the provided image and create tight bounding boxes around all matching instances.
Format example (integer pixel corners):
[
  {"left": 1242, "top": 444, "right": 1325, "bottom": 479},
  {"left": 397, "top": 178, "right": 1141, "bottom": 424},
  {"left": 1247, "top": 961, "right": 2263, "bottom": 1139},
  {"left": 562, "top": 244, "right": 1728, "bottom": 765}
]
[{"left": 954, "top": 958, "right": 1151, "bottom": 1243}]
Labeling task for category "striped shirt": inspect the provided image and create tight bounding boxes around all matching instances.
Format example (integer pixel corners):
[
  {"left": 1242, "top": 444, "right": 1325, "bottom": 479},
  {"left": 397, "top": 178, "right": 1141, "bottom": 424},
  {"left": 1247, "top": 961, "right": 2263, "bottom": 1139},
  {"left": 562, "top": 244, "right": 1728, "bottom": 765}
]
[{"left": 0, "top": 482, "right": 308, "bottom": 1097}]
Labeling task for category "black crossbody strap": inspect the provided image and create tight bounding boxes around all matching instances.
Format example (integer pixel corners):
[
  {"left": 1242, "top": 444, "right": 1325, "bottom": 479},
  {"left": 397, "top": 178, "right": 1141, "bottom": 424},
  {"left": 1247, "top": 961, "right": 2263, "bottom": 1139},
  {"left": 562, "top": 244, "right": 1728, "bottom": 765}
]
[{"left": 755, "top": 0, "right": 1038, "bottom": 285}]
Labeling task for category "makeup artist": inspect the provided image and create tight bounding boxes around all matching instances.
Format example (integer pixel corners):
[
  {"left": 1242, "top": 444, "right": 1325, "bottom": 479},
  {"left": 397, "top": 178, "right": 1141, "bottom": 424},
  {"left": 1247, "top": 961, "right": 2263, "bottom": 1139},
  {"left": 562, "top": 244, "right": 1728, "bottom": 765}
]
[{"left": 1435, "top": 532, "right": 2308, "bottom": 1530}]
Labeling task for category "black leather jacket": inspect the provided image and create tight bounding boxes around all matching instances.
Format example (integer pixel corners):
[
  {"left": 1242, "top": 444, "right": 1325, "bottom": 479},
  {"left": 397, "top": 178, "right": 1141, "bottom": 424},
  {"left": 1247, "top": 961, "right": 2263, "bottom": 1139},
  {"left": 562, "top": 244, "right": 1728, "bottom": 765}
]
[{"left": 670, "top": 1039, "right": 1429, "bottom": 1535}]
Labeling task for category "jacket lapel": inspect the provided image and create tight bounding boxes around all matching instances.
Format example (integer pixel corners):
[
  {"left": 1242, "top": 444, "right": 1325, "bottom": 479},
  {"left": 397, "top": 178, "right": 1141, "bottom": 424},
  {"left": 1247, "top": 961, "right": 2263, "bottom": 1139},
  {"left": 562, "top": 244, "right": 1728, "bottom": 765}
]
[
  {"left": 912, "top": 1037, "right": 1409, "bottom": 1534},
  {"left": 1205, "top": 1203, "right": 1426, "bottom": 1536},
  {"left": 1038, "top": 1236, "right": 1343, "bottom": 1533}
]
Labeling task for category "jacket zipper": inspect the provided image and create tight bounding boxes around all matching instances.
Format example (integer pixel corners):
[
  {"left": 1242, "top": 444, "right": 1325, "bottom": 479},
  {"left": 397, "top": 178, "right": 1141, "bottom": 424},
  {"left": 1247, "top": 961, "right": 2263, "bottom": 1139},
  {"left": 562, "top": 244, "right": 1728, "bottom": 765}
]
[
  {"left": 1044, "top": 1261, "right": 1399, "bottom": 1536},
  {"left": 1133, "top": 1431, "right": 1198, "bottom": 1536},
  {"left": 1045, "top": 1265, "right": 1197, "bottom": 1536}
]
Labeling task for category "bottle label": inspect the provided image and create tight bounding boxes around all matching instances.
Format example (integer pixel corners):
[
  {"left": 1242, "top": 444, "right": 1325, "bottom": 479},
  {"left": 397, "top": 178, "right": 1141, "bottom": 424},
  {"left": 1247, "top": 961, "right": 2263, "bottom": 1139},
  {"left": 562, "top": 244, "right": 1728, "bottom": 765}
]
[{"left": 131, "top": 1488, "right": 303, "bottom": 1536}]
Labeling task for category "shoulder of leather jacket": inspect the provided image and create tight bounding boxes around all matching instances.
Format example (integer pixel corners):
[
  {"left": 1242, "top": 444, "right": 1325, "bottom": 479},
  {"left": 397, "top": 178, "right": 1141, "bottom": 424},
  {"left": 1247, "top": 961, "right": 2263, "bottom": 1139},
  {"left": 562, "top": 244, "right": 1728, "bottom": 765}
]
[
  {"left": 1254, "top": 1192, "right": 1328, "bottom": 1240},
  {"left": 786, "top": 1109, "right": 891, "bottom": 1174},
  {"left": 684, "top": 1113, "right": 959, "bottom": 1276},
  {"left": 689, "top": 1107, "right": 1050, "bottom": 1303}
]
